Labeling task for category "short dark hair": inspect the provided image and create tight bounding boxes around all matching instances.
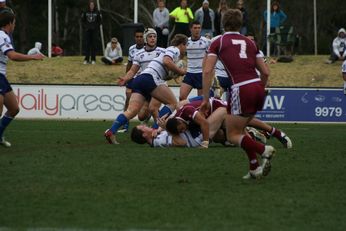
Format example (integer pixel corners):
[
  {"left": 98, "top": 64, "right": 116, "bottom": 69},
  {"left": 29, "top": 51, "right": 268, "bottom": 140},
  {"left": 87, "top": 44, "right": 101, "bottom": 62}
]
[
  {"left": 170, "top": 34, "right": 188, "bottom": 46},
  {"left": 165, "top": 118, "right": 180, "bottom": 135},
  {"left": 0, "top": 9, "right": 15, "bottom": 28},
  {"left": 190, "top": 20, "right": 201, "bottom": 28},
  {"left": 135, "top": 27, "right": 144, "bottom": 34},
  {"left": 131, "top": 127, "right": 147, "bottom": 144},
  {"left": 222, "top": 9, "right": 242, "bottom": 32}
]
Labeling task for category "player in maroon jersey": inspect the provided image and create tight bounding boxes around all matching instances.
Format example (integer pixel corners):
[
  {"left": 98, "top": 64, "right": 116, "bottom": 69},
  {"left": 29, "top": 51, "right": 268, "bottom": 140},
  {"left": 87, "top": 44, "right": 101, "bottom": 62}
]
[
  {"left": 201, "top": 9, "right": 275, "bottom": 179},
  {"left": 165, "top": 97, "right": 227, "bottom": 148}
]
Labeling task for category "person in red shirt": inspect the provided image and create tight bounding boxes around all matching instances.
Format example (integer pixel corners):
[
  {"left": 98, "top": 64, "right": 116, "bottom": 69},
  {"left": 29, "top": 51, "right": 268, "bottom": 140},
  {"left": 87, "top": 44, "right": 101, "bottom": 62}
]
[
  {"left": 201, "top": 9, "right": 275, "bottom": 179},
  {"left": 51, "top": 43, "right": 63, "bottom": 57}
]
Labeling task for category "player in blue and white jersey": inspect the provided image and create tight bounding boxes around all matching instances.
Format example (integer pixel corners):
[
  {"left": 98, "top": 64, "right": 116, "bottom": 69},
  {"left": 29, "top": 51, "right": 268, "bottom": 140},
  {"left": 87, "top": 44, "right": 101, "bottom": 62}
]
[
  {"left": 131, "top": 124, "right": 203, "bottom": 148},
  {"left": 120, "top": 28, "right": 144, "bottom": 132},
  {"left": 126, "top": 28, "right": 145, "bottom": 72},
  {"left": 179, "top": 21, "right": 211, "bottom": 101},
  {"left": 104, "top": 34, "right": 188, "bottom": 144},
  {"left": 0, "top": 11, "right": 45, "bottom": 148},
  {"left": 119, "top": 28, "right": 165, "bottom": 131}
]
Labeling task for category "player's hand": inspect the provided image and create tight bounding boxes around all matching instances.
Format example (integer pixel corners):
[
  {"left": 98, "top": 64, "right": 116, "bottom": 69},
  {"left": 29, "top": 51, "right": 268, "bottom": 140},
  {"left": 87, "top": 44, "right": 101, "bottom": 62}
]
[
  {"left": 180, "top": 67, "right": 187, "bottom": 76},
  {"left": 117, "top": 76, "right": 127, "bottom": 86},
  {"left": 32, "top": 53, "right": 45, "bottom": 60},
  {"left": 199, "top": 100, "right": 210, "bottom": 116},
  {"left": 151, "top": 129, "right": 159, "bottom": 138},
  {"left": 157, "top": 114, "right": 169, "bottom": 129},
  {"left": 173, "top": 76, "right": 182, "bottom": 84}
]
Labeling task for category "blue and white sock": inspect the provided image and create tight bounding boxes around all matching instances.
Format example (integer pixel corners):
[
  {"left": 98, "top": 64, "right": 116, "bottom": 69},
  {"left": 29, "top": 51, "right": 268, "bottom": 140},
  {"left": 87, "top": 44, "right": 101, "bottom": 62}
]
[
  {"left": 188, "top": 95, "right": 203, "bottom": 102},
  {"left": 152, "top": 105, "right": 173, "bottom": 129},
  {"left": 110, "top": 114, "right": 128, "bottom": 134}
]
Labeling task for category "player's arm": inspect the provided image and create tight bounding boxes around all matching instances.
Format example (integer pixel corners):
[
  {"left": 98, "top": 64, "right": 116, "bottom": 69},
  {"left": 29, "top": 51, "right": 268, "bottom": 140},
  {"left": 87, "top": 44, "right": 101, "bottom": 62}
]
[
  {"left": 193, "top": 112, "right": 209, "bottom": 148},
  {"left": 126, "top": 60, "right": 133, "bottom": 72},
  {"left": 172, "top": 135, "right": 187, "bottom": 147},
  {"left": 118, "top": 64, "right": 140, "bottom": 85},
  {"left": 7, "top": 50, "right": 45, "bottom": 61},
  {"left": 201, "top": 54, "right": 217, "bottom": 113},
  {"left": 163, "top": 56, "right": 186, "bottom": 76}
]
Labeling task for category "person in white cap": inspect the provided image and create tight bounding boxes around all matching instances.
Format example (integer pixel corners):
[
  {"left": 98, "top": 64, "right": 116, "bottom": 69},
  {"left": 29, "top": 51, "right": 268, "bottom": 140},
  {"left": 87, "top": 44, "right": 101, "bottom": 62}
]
[
  {"left": 194, "top": 0, "right": 215, "bottom": 37},
  {"left": 27, "top": 42, "right": 44, "bottom": 56},
  {"left": 326, "top": 28, "right": 346, "bottom": 64}
]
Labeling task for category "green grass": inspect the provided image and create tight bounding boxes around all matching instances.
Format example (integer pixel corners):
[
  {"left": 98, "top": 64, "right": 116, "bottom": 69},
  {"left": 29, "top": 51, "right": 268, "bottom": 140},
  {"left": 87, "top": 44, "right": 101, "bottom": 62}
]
[
  {"left": 1, "top": 120, "right": 345, "bottom": 230},
  {"left": 7, "top": 55, "right": 344, "bottom": 87}
]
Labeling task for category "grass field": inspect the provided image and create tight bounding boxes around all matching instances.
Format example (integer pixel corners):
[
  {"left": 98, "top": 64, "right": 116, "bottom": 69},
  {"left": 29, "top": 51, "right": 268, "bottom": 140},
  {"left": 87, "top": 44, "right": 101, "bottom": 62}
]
[
  {"left": 1, "top": 120, "right": 345, "bottom": 231},
  {"left": 7, "top": 55, "right": 344, "bottom": 87}
]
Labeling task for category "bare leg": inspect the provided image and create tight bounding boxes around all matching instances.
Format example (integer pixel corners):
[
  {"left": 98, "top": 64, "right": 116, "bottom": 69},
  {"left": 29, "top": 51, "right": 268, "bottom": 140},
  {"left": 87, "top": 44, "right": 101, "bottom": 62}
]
[
  {"left": 138, "top": 101, "right": 150, "bottom": 122},
  {"left": 207, "top": 107, "right": 227, "bottom": 139},
  {"left": 179, "top": 82, "right": 193, "bottom": 101},
  {"left": 151, "top": 85, "right": 177, "bottom": 110}
]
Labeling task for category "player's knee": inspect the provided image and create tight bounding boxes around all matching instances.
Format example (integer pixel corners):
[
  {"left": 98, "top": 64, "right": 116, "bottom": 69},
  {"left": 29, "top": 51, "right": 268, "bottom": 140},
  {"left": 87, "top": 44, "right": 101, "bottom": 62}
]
[
  {"left": 124, "top": 109, "right": 137, "bottom": 120},
  {"left": 9, "top": 107, "right": 19, "bottom": 117},
  {"left": 138, "top": 113, "right": 150, "bottom": 121}
]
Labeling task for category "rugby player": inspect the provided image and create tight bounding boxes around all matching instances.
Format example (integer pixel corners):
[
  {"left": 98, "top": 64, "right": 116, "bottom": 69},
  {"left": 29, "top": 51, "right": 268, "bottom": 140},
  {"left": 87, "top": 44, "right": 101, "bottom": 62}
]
[{"left": 104, "top": 34, "right": 188, "bottom": 144}]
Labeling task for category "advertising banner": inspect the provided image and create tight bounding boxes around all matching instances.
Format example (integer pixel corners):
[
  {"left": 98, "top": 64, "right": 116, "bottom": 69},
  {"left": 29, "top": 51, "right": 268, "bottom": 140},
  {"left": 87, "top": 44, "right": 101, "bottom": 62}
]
[
  {"left": 256, "top": 88, "right": 346, "bottom": 122},
  {"left": 12, "top": 85, "right": 193, "bottom": 120},
  {"left": 12, "top": 85, "right": 346, "bottom": 122}
]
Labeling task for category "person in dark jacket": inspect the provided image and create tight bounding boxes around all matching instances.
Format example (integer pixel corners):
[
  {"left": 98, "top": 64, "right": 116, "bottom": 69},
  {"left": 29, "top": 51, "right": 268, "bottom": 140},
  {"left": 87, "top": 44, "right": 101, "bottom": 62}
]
[
  {"left": 81, "top": 0, "right": 102, "bottom": 64},
  {"left": 236, "top": 0, "right": 248, "bottom": 35},
  {"left": 214, "top": 0, "right": 229, "bottom": 36}
]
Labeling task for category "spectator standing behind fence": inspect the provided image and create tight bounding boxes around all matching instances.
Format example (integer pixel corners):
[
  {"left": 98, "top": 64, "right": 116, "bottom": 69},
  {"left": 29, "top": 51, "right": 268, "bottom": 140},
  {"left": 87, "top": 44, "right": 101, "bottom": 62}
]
[
  {"left": 153, "top": 0, "right": 169, "bottom": 48},
  {"left": 194, "top": 0, "right": 215, "bottom": 38},
  {"left": 325, "top": 28, "right": 346, "bottom": 64},
  {"left": 169, "top": 0, "right": 194, "bottom": 38},
  {"left": 27, "top": 42, "right": 43, "bottom": 56},
  {"left": 214, "top": 0, "right": 229, "bottom": 36},
  {"left": 262, "top": 1, "right": 287, "bottom": 54},
  {"left": 81, "top": 0, "right": 102, "bottom": 65},
  {"left": 101, "top": 37, "right": 123, "bottom": 65},
  {"left": 236, "top": 0, "right": 248, "bottom": 35}
]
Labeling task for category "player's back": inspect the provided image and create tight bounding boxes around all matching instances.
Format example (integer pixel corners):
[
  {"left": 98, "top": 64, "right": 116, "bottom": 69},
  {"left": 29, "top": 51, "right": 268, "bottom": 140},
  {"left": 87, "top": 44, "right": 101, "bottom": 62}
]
[
  {"left": 141, "top": 46, "right": 180, "bottom": 80},
  {"left": 215, "top": 32, "right": 259, "bottom": 84}
]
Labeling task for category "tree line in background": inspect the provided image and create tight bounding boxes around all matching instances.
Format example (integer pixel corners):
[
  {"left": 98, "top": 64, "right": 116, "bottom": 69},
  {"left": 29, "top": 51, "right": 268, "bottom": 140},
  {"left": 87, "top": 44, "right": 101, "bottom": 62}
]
[{"left": 8, "top": 0, "right": 346, "bottom": 56}]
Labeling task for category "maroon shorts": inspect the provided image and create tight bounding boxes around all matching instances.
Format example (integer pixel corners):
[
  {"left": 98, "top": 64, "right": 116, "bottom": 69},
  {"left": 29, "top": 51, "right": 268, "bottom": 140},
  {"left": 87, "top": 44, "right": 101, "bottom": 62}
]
[{"left": 227, "top": 81, "right": 265, "bottom": 115}]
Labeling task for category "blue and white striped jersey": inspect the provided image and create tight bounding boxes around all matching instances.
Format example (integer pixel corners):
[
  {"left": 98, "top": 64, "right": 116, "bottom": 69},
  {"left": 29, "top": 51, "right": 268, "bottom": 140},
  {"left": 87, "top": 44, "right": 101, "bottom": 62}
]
[
  {"left": 153, "top": 130, "right": 202, "bottom": 148},
  {"left": 132, "top": 46, "right": 165, "bottom": 71},
  {"left": 128, "top": 44, "right": 143, "bottom": 63},
  {"left": 141, "top": 46, "right": 181, "bottom": 80},
  {"left": 0, "top": 30, "right": 14, "bottom": 76},
  {"left": 186, "top": 36, "right": 210, "bottom": 73}
]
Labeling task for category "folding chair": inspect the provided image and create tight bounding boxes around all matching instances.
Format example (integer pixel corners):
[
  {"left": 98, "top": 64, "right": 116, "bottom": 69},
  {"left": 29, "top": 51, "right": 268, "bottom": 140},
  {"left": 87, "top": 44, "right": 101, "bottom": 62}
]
[{"left": 269, "top": 25, "right": 296, "bottom": 56}]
